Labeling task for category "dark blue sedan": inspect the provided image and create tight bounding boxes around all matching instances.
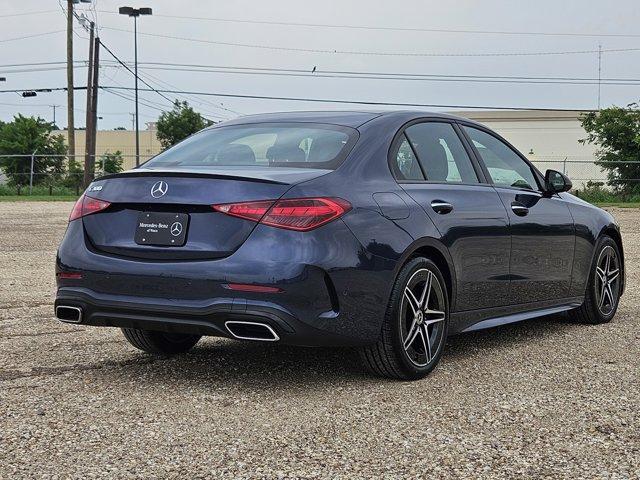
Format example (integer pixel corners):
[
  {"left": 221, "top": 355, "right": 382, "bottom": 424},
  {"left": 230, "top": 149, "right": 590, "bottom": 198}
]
[{"left": 55, "top": 111, "right": 625, "bottom": 380}]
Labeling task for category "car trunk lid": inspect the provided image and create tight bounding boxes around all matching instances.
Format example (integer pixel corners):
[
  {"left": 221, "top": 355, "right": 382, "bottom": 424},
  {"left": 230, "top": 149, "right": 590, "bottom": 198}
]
[{"left": 81, "top": 167, "right": 330, "bottom": 260}]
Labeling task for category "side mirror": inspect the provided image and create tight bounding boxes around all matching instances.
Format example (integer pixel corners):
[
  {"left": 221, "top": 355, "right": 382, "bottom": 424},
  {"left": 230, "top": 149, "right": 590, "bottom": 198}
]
[{"left": 545, "top": 169, "right": 572, "bottom": 194}]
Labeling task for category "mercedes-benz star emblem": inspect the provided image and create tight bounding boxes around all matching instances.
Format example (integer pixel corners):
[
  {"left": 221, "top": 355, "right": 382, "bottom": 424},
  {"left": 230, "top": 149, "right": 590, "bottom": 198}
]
[
  {"left": 170, "top": 222, "right": 183, "bottom": 237},
  {"left": 150, "top": 181, "right": 168, "bottom": 198}
]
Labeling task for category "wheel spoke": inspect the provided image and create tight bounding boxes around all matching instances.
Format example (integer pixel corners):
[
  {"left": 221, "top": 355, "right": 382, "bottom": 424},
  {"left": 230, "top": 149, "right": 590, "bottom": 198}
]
[
  {"left": 404, "top": 321, "right": 421, "bottom": 350},
  {"left": 419, "top": 327, "right": 431, "bottom": 364},
  {"left": 596, "top": 266, "right": 607, "bottom": 283},
  {"left": 418, "top": 271, "right": 433, "bottom": 309},
  {"left": 605, "top": 283, "right": 615, "bottom": 308},
  {"left": 607, "top": 268, "right": 620, "bottom": 283},
  {"left": 404, "top": 288, "right": 420, "bottom": 316},
  {"left": 598, "top": 279, "right": 607, "bottom": 309},
  {"left": 424, "top": 309, "right": 446, "bottom": 324}
]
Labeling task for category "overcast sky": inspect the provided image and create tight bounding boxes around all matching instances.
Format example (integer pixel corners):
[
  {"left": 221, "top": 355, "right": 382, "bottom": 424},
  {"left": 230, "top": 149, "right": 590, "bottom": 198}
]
[{"left": 2, "top": 0, "right": 640, "bottom": 129}]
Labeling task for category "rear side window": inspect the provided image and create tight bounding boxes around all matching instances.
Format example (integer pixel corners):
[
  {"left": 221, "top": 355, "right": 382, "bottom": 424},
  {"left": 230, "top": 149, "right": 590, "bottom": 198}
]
[
  {"left": 403, "top": 122, "right": 479, "bottom": 183},
  {"left": 144, "top": 123, "right": 358, "bottom": 170},
  {"left": 463, "top": 126, "right": 539, "bottom": 191},
  {"left": 393, "top": 136, "right": 425, "bottom": 180}
]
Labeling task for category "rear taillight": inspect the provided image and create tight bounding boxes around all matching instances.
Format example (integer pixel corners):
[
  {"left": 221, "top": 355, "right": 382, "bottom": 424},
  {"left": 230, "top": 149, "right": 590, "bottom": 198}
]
[
  {"left": 212, "top": 197, "right": 351, "bottom": 231},
  {"left": 69, "top": 194, "right": 111, "bottom": 222}
]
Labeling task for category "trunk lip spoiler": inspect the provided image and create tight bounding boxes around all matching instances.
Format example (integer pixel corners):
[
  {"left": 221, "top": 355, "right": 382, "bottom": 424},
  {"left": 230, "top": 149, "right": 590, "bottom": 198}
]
[
  {"left": 96, "top": 167, "right": 333, "bottom": 186},
  {"left": 96, "top": 170, "right": 287, "bottom": 185}
]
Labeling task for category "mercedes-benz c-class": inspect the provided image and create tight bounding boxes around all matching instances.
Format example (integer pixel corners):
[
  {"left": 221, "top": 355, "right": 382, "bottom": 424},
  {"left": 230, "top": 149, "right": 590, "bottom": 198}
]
[{"left": 55, "top": 111, "right": 624, "bottom": 379}]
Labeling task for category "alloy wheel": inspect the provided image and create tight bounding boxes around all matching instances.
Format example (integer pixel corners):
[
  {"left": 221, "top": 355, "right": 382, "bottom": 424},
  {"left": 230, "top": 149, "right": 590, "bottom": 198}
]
[
  {"left": 595, "top": 245, "right": 620, "bottom": 316},
  {"left": 400, "top": 268, "right": 447, "bottom": 367}
]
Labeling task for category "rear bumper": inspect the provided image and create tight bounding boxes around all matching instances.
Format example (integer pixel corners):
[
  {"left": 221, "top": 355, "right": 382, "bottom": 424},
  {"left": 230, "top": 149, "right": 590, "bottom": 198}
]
[
  {"left": 55, "top": 287, "right": 364, "bottom": 346},
  {"left": 55, "top": 218, "right": 397, "bottom": 347}
]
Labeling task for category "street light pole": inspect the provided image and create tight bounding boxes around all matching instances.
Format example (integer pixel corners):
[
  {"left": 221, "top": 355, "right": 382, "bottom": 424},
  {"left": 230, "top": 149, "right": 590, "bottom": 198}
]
[
  {"left": 119, "top": 6, "right": 152, "bottom": 167},
  {"left": 134, "top": 14, "right": 139, "bottom": 166},
  {"left": 66, "top": 0, "right": 76, "bottom": 169}
]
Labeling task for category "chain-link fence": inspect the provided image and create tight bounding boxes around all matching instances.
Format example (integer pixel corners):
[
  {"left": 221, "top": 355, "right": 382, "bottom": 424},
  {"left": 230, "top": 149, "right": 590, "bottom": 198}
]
[
  {"left": 0, "top": 152, "right": 638, "bottom": 197},
  {"left": 0, "top": 151, "right": 160, "bottom": 195}
]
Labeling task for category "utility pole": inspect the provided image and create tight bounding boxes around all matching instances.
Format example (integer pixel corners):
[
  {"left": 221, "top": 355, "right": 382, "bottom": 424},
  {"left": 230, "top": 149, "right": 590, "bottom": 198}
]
[
  {"left": 134, "top": 14, "right": 140, "bottom": 165},
  {"left": 84, "top": 22, "right": 95, "bottom": 188},
  {"left": 66, "top": 0, "right": 76, "bottom": 168},
  {"left": 597, "top": 44, "right": 603, "bottom": 110},
  {"left": 90, "top": 37, "right": 100, "bottom": 182}
]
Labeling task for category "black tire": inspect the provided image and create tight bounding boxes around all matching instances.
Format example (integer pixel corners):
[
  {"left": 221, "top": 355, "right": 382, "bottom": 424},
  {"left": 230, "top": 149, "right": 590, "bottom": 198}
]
[
  {"left": 121, "top": 328, "right": 201, "bottom": 355},
  {"left": 569, "top": 236, "right": 622, "bottom": 325},
  {"left": 360, "top": 257, "right": 450, "bottom": 380}
]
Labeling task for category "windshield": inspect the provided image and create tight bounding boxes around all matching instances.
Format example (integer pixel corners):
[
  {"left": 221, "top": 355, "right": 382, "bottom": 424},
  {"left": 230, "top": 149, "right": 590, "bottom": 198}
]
[{"left": 143, "top": 123, "right": 358, "bottom": 170}]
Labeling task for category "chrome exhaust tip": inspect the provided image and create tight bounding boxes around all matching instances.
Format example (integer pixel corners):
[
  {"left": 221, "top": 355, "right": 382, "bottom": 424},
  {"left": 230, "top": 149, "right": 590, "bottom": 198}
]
[
  {"left": 225, "top": 320, "right": 279, "bottom": 342},
  {"left": 55, "top": 305, "right": 83, "bottom": 324}
]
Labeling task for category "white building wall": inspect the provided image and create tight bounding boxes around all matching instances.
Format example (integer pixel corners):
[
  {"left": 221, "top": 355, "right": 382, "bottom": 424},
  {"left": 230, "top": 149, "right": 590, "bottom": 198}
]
[{"left": 454, "top": 110, "right": 602, "bottom": 187}]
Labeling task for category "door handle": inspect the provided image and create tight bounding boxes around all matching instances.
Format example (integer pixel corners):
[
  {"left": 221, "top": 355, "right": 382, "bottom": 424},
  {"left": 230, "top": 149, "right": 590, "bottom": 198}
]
[
  {"left": 511, "top": 202, "right": 529, "bottom": 216},
  {"left": 431, "top": 200, "right": 453, "bottom": 215}
]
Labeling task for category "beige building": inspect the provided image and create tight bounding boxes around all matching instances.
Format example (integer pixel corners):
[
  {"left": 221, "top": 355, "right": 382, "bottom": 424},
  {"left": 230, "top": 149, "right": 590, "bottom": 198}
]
[
  {"left": 55, "top": 125, "right": 162, "bottom": 170},
  {"left": 54, "top": 111, "right": 599, "bottom": 186},
  {"left": 454, "top": 110, "right": 599, "bottom": 187}
]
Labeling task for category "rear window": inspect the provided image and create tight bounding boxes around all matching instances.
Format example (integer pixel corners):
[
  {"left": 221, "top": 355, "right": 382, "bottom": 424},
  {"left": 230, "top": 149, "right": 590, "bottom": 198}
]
[{"left": 143, "top": 123, "right": 358, "bottom": 170}]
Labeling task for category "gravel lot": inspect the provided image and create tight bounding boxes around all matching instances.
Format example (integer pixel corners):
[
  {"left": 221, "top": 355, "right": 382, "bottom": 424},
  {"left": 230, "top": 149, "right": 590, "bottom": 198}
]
[{"left": 1, "top": 201, "right": 638, "bottom": 479}]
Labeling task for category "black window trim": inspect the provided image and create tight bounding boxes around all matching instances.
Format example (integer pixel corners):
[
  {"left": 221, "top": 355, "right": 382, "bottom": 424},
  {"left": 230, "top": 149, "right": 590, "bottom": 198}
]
[
  {"left": 456, "top": 121, "right": 546, "bottom": 194},
  {"left": 387, "top": 117, "right": 490, "bottom": 186}
]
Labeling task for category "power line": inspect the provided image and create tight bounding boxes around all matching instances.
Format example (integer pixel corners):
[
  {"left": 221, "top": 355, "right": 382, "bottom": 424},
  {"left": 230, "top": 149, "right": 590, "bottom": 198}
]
[
  {"left": 134, "top": 69, "right": 231, "bottom": 119},
  {"left": 131, "top": 64, "right": 640, "bottom": 86},
  {"left": 101, "top": 87, "right": 168, "bottom": 113},
  {"left": 5, "top": 59, "right": 640, "bottom": 85},
  {"left": 101, "top": 55, "right": 220, "bottom": 120},
  {"left": 99, "top": 85, "right": 598, "bottom": 112},
  {"left": 136, "top": 62, "right": 640, "bottom": 84},
  {"left": 0, "top": 10, "right": 58, "bottom": 18},
  {"left": 0, "top": 61, "right": 84, "bottom": 68},
  {"left": 0, "top": 87, "right": 84, "bottom": 95},
  {"left": 6, "top": 60, "right": 640, "bottom": 87},
  {"left": 96, "top": 10, "right": 640, "bottom": 39},
  {"left": 100, "top": 69, "right": 175, "bottom": 113},
  {"left": 0, "top": 30, "right": 64, "bottom": 43},
  {"left": 0, "top": 84, "right": 610, "bottom": 111},
  {"left": 101, "top": 26, "right": 640, "bottom": 58},
  {"left": 98, "top": 39, "right": 175, "bottom": 105}
]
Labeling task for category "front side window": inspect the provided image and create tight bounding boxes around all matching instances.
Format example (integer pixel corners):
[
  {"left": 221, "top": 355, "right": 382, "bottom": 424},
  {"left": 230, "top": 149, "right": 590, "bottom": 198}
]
[
  {"left": 463, "top": 126, "right": 539, "bottom": 191},
  {"left": 404, "top": 122, "right": 479, "bottom": 183},
  {"left": 143, "top": 123, "right": 357, "bottom": 170}
]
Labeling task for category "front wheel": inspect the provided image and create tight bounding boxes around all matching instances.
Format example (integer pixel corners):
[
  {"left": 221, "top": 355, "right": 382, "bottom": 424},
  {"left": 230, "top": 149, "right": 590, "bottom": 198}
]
[
  {"left": 360, "top": 257, "right": 449, "bottom": 380},
  {"left": 121, "top": 328, "right": 201, "bottom": 355},
  {"left": 569, "top": 236, "right": 622, "bottom": 325}
]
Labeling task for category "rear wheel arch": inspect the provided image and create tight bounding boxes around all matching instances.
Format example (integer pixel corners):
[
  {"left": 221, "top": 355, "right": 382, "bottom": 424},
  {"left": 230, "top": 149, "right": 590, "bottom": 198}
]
[{"left": 393, "top": 239, "right": 456, "bottom": 310}]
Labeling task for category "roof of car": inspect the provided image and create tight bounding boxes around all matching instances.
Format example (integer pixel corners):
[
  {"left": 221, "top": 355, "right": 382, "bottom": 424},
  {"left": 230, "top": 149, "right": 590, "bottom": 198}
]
[{"left": 213, "top": 110, "right": 477, "bottom": 129}]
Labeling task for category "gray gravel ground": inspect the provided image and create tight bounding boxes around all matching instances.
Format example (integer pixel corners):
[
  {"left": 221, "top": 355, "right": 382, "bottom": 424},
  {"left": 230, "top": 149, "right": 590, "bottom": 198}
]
[{"left": 0, "top": 201, "right": 638, "bottom": 479}]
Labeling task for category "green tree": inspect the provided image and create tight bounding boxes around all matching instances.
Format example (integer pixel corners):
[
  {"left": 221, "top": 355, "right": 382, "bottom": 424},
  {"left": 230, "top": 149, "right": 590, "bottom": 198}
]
[
  {"left": 580, "top": 104, "right": 640, "bottom": 196},
  {"left": 0, "top": 115, "right": 67, "bottom": 186},
  {"left": 97, "top": 150, "right": 124, "bottom": 175},
  {"left": 156, "top": 100, "right": 213, "bottom": 150}
]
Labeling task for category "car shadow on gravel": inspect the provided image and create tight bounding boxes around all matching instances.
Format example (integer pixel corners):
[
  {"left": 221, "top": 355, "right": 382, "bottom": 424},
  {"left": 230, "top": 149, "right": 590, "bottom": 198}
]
[
  {"left": 109, "top": 339, "right": 374, "bottom": 391},
  {"left": 91, "top": 313, "right": 582, "bottom": 390}
]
